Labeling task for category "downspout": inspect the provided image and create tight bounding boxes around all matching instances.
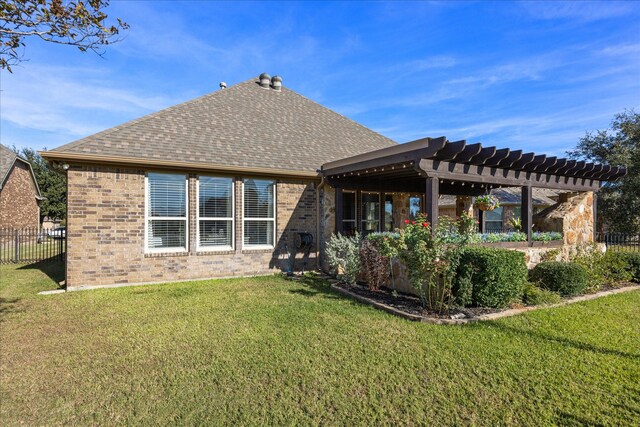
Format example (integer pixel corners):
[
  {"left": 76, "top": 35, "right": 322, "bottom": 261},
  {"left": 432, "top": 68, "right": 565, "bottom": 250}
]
[{"left": 316, "top": 174, "right": 326, "bottom": 271}]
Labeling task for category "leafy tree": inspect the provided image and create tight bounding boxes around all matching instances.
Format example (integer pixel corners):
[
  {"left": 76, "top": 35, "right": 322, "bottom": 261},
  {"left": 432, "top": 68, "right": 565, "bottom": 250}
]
[
  {"left": 1, "top": 0, "right": 128, "bottom": 72},
  {"left": 567, "top": 110, "right": 640, "bottom": 233},
  {"left": 13, "top": 146, "right": 66, "bottom": 222}
]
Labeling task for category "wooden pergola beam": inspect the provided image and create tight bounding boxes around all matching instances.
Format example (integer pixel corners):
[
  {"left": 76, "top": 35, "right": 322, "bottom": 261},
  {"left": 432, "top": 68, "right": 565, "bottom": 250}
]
[{"left": 418, "top": 159, "right": 601, "bottom": 191}]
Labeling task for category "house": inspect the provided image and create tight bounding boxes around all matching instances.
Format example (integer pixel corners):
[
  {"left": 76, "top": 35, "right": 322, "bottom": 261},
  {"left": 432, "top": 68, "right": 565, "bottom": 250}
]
[
  {"left": 0, "top": 144, "right": 43, "bottom": 230},
  {"left": 439, "top": 187, "right": 560, "bottom": 232},
  {"left": 41, "top": 74, "right": 625, "bottom": 289}
]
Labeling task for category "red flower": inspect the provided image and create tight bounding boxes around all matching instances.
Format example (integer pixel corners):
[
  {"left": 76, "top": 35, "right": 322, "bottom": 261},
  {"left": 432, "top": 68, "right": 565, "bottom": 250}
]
[
  {"left": 411, "top": 221, "right": 416, "bottom": 225},
  {"left": 422, "top": 222, "right": 429, "bottom": 227},
  {"left": 404, "top": 219, "right": 410, "bottom": 224}
]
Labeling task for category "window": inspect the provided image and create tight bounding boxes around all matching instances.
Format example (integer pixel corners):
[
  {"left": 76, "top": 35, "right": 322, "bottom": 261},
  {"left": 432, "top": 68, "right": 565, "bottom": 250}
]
[
  {"left": 198, "top": 176, "right": 234, "bottom": 250},
  {"left": 341, "top": 191, "right": 357, "bottom": 235},
  {"left": 384, "top": 195, "right": 393, "bottom": 231},
  {"left": 484, "top": 207, "right": 504, "bottom": 233},
  {"left": 146, "top": 172, "right": 188, "bottom": 252},
  {"left": 361, "top": 192, "right": 380, "bottom": 236},
  {"left": 409, "top": 196, "right": 422, "bottom": 220},
  {"left": 243, "top": 179, "right": 276, "bottom": 248}
]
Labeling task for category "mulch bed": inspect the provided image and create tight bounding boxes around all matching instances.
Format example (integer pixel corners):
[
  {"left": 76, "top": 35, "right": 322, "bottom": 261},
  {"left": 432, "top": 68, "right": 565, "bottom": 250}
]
[
  {"left": 336, "top": 282, "right": 500, "bottom": 320},
  {"left": 333, "top": 280, "right": 640, "bottom": 324}
]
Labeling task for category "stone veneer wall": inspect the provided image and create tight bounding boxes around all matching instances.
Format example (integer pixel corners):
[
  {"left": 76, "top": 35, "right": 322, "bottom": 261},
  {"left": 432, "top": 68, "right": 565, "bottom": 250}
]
[
  {"left": 0, "top": 161, "right": 40, "bottom": 230},
  {"left": 534, "top": 192, "right": 594, "bottom": 245},
  {"left": 66, "top": 164, "right": 318, "bottom": 288}
]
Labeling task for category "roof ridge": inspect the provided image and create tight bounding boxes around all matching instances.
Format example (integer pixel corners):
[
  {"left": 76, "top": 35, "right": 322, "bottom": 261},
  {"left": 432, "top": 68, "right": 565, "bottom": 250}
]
[{"left": 52, "top": 77, "right": 258, "bottom": 153}]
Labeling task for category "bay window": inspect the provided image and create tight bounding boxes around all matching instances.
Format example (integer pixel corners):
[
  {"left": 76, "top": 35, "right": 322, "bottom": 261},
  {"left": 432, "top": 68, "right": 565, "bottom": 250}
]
[
  {"left": 198, "top": 176, "right": 234, "bottom": 250},
  {"left": 146, "top": 172, "right": 188, "bottom": 252},
  {"left": 243, "top": 179, "right": 276, "bottom": 248}
]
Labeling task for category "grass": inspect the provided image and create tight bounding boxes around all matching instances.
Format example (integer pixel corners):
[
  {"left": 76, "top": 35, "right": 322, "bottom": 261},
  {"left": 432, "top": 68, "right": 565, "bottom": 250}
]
[{"left": 1, "top": 263, "right": 639, "bottom": 425}]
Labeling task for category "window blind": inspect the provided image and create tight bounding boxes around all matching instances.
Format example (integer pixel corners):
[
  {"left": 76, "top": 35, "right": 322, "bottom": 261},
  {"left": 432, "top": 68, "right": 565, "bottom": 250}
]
[
  {"left": 198, "top": 177, "right": 234, "bottom": 249},
  {"left": 146, "top": 173, "right": 187, "bottom": 251},
  {"left": 243, "top": 179, "right": 275, "bottom": 247}
]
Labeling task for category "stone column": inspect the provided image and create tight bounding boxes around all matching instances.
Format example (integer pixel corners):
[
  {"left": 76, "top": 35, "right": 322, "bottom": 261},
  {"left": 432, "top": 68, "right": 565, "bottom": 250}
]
[{"left": 455, "top": 196, "right": 474, "bottom": 218}]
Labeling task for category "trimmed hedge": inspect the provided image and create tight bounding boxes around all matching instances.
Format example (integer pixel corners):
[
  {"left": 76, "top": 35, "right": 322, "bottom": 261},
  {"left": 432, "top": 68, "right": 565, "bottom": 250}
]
[
  {"left": 609, "top": 252, "right": 640, "bottom": 282},
  {"left": 454, "top": 246, "right": 528, "bottom": 308},
  {"left": 530, "top": 262, "right": 588, "bottom": 296}
]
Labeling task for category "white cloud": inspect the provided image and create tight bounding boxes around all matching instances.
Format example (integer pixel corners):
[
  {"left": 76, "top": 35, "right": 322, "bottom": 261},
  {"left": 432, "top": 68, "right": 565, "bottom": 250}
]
[
  {"left": 521, "top": 2, "right": 634, "bottom": 23},
  {"left": 1, "top": 64, "right": 178, "bottom": 139}
]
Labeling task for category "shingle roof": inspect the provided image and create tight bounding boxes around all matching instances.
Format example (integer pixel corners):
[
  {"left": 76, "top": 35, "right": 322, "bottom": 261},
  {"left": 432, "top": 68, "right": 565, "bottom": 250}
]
[
  {"left": 0, "top": 143, "right": 42, "bottom": 197},
  {"left": 439, "top": 187, "right": 560, "bottom": 207},
  {"left": 43, "top": 77, "right": 397, "bottom": 175},
  {"left": 0, "top": 144, "right": 17, "bottom": 187}
]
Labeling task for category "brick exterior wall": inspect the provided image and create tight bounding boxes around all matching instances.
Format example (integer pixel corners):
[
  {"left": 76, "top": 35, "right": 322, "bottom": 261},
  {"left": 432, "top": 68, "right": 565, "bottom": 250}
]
[
  {"left": 66, "top": 164, "right": 318, "bottom": 288},
  {"left": 0, "top": 161, "right": 40, "bottom": 229}
]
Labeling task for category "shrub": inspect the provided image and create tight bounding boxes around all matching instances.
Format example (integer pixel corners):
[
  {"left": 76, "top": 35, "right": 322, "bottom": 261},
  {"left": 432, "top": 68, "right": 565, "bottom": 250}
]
[
  {"left": 530, "top": 262, "right": 588, "bottom": 296},
  {"left": 614, "top": 252, "right": 640, "bottom": 282},
  {"left": 453, "top": 246, "right": 528, "bottom": 308},
  {"left": 359, "top": 240, "right": 388, "bottom": 291},
  {"left": 523, "top": 283, "right": 561, "bottom": 306},
  {"left": 325, "top": 233, "right": 361, "bottom": 285},
  {"left": 601, "top": 251, "right": 634, "bottom": 284}
]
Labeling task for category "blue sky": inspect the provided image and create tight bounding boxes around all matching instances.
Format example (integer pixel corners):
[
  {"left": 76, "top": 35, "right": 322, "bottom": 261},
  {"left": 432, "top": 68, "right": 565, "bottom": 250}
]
[{"left": 2, "top": 1, "right": 639, "bottom": 157}]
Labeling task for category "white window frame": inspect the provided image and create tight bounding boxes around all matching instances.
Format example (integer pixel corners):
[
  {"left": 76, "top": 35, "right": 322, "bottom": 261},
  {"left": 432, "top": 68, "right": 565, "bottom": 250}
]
[
  {"left": 144, "top": 172, "right": 189, "bottom": 254},
  {"left": 242, "top": 179, "right": 277, "bottom": 250},
  {"left": 196, "top": 176, "right": 235, "bottom": 252}
]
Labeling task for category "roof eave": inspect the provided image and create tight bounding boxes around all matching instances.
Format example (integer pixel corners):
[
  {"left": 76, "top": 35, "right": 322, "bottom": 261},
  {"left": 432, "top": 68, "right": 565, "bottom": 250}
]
[{"left": 39, "top": 151, "right": 321, "bottom": 180}]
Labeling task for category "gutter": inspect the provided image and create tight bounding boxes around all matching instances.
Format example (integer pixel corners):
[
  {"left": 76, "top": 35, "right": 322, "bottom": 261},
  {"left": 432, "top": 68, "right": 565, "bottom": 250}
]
[{"left": 38, "top": 151, "right": 322, "bottom": 180}]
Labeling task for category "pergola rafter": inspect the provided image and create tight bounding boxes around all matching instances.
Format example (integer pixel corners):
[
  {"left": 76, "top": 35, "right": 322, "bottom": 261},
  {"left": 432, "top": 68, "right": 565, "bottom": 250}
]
[{"left": 321, "top": 136, "right": 627, "bottom": 245}]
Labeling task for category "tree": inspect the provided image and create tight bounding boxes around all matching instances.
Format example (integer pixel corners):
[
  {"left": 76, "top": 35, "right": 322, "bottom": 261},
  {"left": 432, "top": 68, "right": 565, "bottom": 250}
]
[
  {"left": 13, "top": 146, "right": 66, "bottom": 222},
  {"left": 1, "top": 0, "right": 128, "bottom": 72},
  {"left": 567, "top": 110, "right": 640, "bottom": 233}
]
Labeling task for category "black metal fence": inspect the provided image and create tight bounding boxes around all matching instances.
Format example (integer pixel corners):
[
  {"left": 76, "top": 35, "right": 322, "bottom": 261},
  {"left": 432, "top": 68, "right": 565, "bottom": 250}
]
[
  {"left": 0, "top": 227, "right": 66, "bottom": 264},
  {"left": 597, "top": 232, "right": 640, "bottom": 252}
]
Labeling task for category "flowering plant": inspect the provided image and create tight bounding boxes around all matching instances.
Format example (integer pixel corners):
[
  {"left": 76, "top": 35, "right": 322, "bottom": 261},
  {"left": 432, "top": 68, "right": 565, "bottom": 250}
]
[{"left": 397, "top": 213, "right": 467, "bottom": 312}]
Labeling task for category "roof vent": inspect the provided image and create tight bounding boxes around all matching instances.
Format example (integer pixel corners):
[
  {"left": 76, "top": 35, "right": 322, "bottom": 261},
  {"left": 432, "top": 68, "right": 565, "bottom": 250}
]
[
  {"left": 219, "top": 82, "right": 227, "bottom": 89},
  {"left": 259, "top": 73, "right": 271, "bottom": 88},
  {"left": 271, "top": 75, "right": 282, "bottom": 91}
]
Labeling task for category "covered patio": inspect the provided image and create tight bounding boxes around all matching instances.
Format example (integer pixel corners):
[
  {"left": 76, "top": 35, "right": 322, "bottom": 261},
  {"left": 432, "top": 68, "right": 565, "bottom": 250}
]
[{"left": 321, "top": 136, "right": 626, "bottom": 246}]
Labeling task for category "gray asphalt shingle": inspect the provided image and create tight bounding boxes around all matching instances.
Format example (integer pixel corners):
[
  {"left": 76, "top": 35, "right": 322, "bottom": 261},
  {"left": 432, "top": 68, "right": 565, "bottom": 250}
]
[{"left": 47, "top": 77, "right": 397, "bottom": 174}]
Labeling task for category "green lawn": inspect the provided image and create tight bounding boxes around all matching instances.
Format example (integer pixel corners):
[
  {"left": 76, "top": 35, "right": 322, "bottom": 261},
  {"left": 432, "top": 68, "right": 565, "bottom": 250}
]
[{"left": 1, "top": 263, "right": 639, "bottom": 426}]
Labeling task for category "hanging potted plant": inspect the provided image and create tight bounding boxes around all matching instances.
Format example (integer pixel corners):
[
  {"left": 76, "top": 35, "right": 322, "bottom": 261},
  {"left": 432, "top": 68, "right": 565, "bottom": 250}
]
[{"left": 474, "top": 195, "right": 500, "bottom": 211}]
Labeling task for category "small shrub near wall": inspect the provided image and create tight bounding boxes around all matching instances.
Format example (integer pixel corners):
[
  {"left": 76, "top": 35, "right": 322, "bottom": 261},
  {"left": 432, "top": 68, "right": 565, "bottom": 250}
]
[
  {"left": 606, "top": 252, "right": 640, "bottom": 283},
  {"left": 530, "top": 262, "right": 588, "bottom": 296},
  {"left": 326, "top": 233, "right": 361, "bottom": 285},
  {"left": 359, "top": 240, "right": 388, "bottom": 291},
  {"left": 523, "top": 283, "right": 561, "bottom": 306},
  {"left": 454, "top": 247, "right": 528, "bottom": 308}
]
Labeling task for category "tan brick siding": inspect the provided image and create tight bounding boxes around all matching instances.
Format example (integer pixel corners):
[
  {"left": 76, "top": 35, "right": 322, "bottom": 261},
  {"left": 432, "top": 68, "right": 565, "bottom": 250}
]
[
  {"left": 0, "top": 161, "right": 39, "bottom": 229},
  {"left": 66, "top": 165, "right": 318, "bottom": 288}
]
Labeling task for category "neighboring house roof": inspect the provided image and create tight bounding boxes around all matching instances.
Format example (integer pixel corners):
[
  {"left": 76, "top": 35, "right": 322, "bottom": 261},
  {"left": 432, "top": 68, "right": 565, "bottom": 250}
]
[
  {"left": 0, "top": 144, "right": 43, "bottom": 198},
  {"left": 439, "top": 187, "right": 559, "bottom": 207},
  {"left": 41, "top": 76, "right": 397, "bottom": 177}
]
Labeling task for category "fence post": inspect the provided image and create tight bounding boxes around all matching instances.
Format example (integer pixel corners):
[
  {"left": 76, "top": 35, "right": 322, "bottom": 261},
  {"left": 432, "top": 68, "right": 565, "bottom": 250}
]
[{"left": 14, "top": 229, "right": 20, "bottom": 263}]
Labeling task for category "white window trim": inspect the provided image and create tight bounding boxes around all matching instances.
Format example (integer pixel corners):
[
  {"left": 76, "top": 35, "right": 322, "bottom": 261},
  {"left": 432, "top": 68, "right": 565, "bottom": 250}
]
[
  {"left": 242, "top": 179, "right": 277, "bottom": 250},
  {"left": 144, "top": 172, "right": 189, "bottom": 254},
  {"left": 196, "top": 176, "right": 235, "bottom": 252}
]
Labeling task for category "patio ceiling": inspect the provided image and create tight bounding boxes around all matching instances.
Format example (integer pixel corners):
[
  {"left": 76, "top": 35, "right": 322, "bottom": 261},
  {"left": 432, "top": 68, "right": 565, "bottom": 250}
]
[{"left": 321, "top": 136, "right": 627, "bottom": 194}]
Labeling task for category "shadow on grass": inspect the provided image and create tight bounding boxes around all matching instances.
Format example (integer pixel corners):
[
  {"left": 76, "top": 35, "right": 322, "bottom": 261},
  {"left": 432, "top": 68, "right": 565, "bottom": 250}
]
[
  {"left": 287, "top": 273, "right": 343, "bottom": 300},
  {"left": 554, "top": 411, "right": 604, "bottom": 427},
  {"left": 484, "top": 322, "right": 640, "bottom": 362},
  {"left": 18, "top": 259, "right": 65, "bottom": 286},
  {"left": 0, "top": 297, "right": 24, "bottom": 320}
]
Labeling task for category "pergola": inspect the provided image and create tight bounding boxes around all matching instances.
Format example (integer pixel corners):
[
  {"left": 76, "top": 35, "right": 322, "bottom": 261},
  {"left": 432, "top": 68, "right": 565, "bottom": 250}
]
[{"left": 321, "top": 136, "right": 627, "bottom": 244}]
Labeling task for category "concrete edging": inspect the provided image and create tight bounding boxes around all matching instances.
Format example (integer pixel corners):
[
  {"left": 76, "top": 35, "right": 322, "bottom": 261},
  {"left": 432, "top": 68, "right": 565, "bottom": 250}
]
[{"left": 331, "top": 283, "right": 640, "bottom": 325}]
